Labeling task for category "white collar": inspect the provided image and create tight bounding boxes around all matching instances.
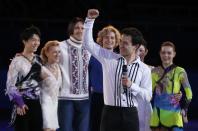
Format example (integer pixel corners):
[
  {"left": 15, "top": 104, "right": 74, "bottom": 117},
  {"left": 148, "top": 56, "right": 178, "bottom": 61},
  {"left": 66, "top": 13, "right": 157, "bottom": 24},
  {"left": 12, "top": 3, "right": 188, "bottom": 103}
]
[
  {"left": 65, "top": 36, "right": 82, "bottom": 48},
  {"left": 70, "top": 36, "right": 82, "bottom": 44},
  {"left": 119, "top": 56, "right": 141, "bottom": 65}
]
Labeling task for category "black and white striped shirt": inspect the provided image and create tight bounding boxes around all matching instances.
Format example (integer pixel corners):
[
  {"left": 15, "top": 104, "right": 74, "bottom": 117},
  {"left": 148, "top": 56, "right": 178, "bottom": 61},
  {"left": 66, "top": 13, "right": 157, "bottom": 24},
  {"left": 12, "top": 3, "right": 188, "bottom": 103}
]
[{"left": 84, "top": 18, "right": 152, "bottom": 107}]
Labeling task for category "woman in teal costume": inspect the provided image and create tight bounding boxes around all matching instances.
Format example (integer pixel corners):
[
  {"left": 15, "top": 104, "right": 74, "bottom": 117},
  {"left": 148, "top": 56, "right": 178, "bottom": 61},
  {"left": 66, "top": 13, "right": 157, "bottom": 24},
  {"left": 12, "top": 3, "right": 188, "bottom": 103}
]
[{"left": 150, "top": 41, "right": 193, "bottom": 131}]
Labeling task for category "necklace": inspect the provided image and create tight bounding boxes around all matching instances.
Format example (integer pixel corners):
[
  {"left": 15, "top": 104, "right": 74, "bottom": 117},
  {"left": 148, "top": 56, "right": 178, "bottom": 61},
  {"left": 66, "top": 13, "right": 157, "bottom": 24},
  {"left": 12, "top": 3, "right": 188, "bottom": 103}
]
[
  {"left": 21, "top": 53, "right": 35, "bottom": 64},
  {"left": 46, "top": 63, "right": 59, "bottom": 79}
]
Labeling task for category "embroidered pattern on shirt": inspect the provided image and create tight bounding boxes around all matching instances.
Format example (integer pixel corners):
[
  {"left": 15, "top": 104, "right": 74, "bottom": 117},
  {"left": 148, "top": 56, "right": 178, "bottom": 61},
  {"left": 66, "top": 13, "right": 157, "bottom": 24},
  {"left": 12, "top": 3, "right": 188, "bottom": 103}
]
[
  {"left": 68, "top": 44, "right": 89, "bottom": 95},
  {"left": 82, "top": 48, "right": 89, "bottom": 94}
]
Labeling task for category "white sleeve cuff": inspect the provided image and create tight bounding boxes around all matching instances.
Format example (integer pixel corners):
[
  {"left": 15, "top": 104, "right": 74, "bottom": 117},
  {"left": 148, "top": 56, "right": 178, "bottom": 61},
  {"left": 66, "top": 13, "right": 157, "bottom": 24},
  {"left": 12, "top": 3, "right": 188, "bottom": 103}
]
[
  {"left": 130, "top": 83, "right": 141, "bottom": 96},
  {"left": 84, "top": 18, "right": 95, "bottom": 28}
]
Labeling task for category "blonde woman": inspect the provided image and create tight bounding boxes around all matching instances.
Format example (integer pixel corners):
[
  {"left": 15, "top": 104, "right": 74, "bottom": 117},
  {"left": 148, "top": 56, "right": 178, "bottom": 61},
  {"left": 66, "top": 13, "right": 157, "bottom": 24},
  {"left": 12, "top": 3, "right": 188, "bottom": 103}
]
[{"left": 40, "top": 40, "right": 62, "bottom": 131}]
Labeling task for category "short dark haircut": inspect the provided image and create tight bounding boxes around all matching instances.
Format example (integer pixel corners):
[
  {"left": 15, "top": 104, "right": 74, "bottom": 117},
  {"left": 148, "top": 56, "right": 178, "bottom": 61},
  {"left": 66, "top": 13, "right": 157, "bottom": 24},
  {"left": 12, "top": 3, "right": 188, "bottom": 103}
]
[
  {"left": 67, "top": 17, "right": 84, "bottom": 36},
  {"left": 141, "top": 38, "right": 148, "bottom": 49},
  {"left": 20, "top": 25, "right": 41, "bottom": 41},
  {"left": 121, "top": 27, "right": 145, "bottom": 46}
]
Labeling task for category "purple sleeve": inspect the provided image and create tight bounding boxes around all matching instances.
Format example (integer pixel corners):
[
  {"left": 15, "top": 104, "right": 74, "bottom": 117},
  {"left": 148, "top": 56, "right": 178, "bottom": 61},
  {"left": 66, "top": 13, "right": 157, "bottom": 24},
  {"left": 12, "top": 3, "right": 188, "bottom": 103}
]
[
  {"left": 7, "top": 88, "right": 25, "bottom": 107},
  {"left": 6, "top": 57, "right": 25, "bottom": 107}
]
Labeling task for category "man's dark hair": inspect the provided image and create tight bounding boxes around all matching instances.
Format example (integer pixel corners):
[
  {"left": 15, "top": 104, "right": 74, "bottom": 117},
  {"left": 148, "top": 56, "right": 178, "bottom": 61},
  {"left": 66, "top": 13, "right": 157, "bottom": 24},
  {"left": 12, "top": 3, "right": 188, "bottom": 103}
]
[
  {"left": 67, "top": 17, "right": 84, "bottom": 36},
  {"left": 20, "top": 25, "right": 41, "bottom": 41},
  {"left": 141, "top": 38, "right": 148, "bottom": 49},
  {"left": 121, "top": 27, "right": 145, "bottom": 46}
]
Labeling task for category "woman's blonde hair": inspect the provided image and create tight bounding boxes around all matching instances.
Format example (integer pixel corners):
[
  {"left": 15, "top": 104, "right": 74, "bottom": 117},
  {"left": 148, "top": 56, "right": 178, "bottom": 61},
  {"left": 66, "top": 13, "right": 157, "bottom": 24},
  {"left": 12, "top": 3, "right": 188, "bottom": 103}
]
[
  {"left": 40, "top": 40, "right": 60, "bottom": 64},
  {"left": 96, "top": 25, "right": 121, "bottom": 48}
]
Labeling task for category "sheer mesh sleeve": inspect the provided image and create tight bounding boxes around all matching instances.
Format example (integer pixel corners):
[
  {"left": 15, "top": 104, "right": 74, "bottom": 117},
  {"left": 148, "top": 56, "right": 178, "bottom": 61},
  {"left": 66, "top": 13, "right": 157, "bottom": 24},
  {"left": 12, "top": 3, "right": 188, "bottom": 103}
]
[
  {"left": 179, "top": 69, "right": 193, "bottom": 110},
  {"left": 6, "top": 58, "right": 24, "bottom": 107}
]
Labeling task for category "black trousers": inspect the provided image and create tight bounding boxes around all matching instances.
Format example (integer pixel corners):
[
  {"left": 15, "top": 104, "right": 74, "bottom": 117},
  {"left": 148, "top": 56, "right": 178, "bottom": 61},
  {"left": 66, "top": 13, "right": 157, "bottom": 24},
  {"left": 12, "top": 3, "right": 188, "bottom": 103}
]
[
  {"left": 100, "top": 105, "right": 139, "bottom": 131},
  {"left": 15, "top": 99, "right": 43, "bottom": 131},
  {"left": 90, "top": 92, "right": 104, "bottom": 131}
]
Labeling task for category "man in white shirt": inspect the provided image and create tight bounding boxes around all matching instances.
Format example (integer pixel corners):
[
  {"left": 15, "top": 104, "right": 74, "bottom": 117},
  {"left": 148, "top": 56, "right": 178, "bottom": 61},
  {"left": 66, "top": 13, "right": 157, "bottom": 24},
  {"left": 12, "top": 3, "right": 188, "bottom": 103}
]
[
  {"left": 83, "top": 9, "right": 152, "bottom": 131},
  {"left": 137, "top": 41, "right": 153, "bottom": 131},
  {"left": 58, "top": 17, "right": 90, "bottom": 131}
]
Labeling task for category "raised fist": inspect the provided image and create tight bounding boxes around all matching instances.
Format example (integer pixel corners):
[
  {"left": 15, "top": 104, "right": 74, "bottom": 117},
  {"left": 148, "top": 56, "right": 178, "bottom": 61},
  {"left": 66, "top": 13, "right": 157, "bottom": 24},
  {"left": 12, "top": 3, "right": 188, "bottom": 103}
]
[{"left": 87, "top": 9, "right": 99, "bottom": 19}]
